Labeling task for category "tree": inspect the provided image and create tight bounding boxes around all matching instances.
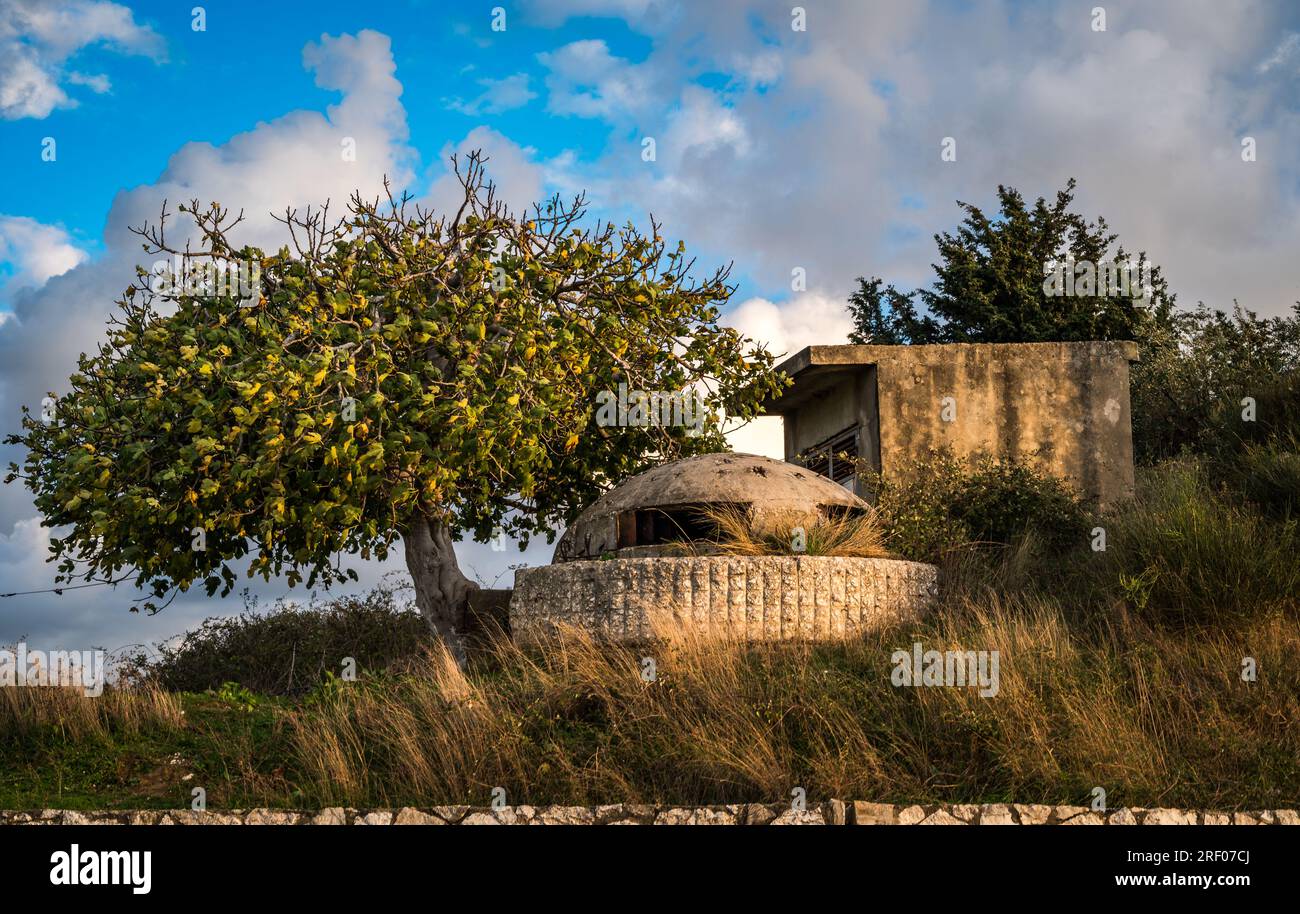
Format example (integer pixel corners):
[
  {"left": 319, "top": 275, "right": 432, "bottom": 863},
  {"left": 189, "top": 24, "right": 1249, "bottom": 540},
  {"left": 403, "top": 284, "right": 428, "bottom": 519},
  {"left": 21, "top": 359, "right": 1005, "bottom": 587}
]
[
  {"left": 847, "top": 178, "right": 1175, "bottom": 346},
  {"left": 5, "top": 153, "right": 782, "bottom": 661},
  {"left": 1131, "top": 302, "right": 1300, "bottom": 462}
]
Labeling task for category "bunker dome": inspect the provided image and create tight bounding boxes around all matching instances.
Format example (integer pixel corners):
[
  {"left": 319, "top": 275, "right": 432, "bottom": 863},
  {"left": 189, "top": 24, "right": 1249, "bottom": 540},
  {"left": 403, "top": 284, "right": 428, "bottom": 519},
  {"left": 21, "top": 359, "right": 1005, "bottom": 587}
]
[
  {"left": 553, "top": 452, "right": 866, "bottom": 562},
  {"left": 512, "top": 452, "right": 938, "bottom": 643}
]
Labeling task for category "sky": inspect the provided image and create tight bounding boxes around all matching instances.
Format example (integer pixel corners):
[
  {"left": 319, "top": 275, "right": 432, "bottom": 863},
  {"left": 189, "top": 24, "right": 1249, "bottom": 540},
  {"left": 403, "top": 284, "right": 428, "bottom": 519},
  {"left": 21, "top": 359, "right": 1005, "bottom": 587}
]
[{"left": 1, "top": 0, "right": 1298, "bottom": 654}]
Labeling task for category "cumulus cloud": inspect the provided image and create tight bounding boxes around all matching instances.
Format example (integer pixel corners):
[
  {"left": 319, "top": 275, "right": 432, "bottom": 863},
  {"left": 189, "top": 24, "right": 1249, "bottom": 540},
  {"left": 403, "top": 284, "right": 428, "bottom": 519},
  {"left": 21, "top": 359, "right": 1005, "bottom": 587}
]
[
  {"left": 538, "top": 39, "right": 658, "bottom": 119},
  {"left": 527, "top": 0, "right": 1300, "bottom": 318},
  {"left": 421, "top": 125, "right": 563, "bottom": 217},
  {"left": 727, "top": 293, "right": 855, "bottom": 362},
  {"left": 447, "top": 73, "right": 538, "bottom": 116},
  {"left": 0, "top": 215, "right": 88, "bottom": 296},
  {"left": 0, "top": 0, "right": 164, "bottom": 119}
]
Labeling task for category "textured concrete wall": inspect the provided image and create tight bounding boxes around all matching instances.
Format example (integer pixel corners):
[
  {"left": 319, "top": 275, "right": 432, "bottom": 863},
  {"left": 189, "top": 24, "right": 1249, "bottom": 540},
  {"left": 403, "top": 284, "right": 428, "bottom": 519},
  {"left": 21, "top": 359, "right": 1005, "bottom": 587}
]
[
  {"left": 6, "top": 804, "right": 1295, "bottom": 825},
  {"left": 869, "top": 342, "right": 1137, "bottom": 509},
  {"left": 511, "top": 555, "right": 937, "bottom": 643}
]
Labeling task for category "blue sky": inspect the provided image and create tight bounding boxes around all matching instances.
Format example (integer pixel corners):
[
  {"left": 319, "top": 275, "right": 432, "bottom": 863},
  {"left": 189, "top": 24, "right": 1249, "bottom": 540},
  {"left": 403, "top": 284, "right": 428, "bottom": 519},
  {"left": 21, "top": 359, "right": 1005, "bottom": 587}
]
[
  {"left": 1, "top": 0, "right": 1298, "bottom": 651},
  {"left": 0, "top": 3, "right": 643, "bottom": 256}
]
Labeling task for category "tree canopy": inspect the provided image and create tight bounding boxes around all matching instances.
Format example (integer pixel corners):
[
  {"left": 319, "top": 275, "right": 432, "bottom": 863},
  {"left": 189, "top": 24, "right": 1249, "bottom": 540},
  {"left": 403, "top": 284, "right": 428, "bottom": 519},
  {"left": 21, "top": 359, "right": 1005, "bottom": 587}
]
[{"left": 847, "top": 178, "right": 1175, "bottom": 345}]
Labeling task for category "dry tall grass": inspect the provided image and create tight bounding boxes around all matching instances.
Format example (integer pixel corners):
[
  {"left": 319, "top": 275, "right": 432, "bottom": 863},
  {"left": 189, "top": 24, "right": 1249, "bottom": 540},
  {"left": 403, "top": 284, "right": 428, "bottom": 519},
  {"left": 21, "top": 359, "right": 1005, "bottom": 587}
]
[
  {"left": 694, "top": 504, "right": 892, "bottom": 558},
  {"left": 0, "top": 682, "right": 184, "bottom": 741},
  {"left": 282, "top": 599, "right": 1300, "bottom": 809}
]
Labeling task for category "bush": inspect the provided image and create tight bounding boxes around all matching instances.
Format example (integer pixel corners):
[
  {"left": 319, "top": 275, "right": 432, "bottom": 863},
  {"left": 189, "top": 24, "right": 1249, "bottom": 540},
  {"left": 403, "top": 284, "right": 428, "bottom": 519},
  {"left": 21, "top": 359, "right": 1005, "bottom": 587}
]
[
  {"left": 1088, "top": 461, "right": 1300, "bottom": 628},
  {"left": 861, "top": 450, "right": 1092, "bottom": 564},
  {"left": 1209, "top": 438, "right": 1300, "bottom": 521},
  {"left": 130, "top": 578, "right": 432, "bottom": 696},
  {"left": 1131, "top": 303, "right": 1300, "bottom": 462}
]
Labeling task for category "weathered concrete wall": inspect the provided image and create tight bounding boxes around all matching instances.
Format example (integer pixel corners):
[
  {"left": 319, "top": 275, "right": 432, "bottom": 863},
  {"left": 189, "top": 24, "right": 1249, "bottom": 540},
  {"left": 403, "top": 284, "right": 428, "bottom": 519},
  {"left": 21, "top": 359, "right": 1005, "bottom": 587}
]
[
  {"left": 6, "top": 804, "right": 1296, "bottom": 825},
  {"left": 870, "top": 342, "right": 1138, "bottom": 509},
  {"left": 511, "top": 555, "right": 937, "bottom": 643}
]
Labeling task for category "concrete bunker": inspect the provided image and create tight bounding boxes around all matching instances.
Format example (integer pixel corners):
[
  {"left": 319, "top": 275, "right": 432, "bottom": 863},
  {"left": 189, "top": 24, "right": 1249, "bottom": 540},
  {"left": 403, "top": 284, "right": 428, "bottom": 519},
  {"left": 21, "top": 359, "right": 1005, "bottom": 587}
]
[
  {"left": 761, "top": 341, "right": 1140, "bottom": 509},
  {"left": 511, "top": 453, "right": 937, "bottom": 643}
]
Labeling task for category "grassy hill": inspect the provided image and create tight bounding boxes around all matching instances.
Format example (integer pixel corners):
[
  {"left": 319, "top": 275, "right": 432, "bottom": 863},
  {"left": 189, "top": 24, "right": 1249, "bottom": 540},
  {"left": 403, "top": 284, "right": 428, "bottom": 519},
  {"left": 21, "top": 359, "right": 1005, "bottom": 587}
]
[{"left": 3, "top": 454, "right": 1297, "bottom": 812}]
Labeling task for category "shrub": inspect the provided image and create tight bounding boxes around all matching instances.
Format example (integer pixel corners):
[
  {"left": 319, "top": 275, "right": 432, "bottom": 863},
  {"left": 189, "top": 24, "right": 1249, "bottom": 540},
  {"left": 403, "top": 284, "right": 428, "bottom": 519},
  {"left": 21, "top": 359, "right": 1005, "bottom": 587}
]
[
  {"left": 131, "top": 577, "right": 432, "bottom": 696},
  {"left": 1209, "top": 438, "right": 1300, "bottom": 521},
  {"left": 860, "top": 450, "right": 1092, "bottom": 564},
  {"left": 1088, "top": 461, "right": 1300, "bottom": 627},
  {"left": 1131, "top": 303, "right": 1300, "bottom": 462}
]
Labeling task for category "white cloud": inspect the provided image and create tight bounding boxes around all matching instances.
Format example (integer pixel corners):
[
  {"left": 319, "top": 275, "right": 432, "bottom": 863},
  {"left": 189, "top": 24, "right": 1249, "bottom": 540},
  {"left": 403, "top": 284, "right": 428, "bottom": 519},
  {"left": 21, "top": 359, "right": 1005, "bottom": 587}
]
[
  {"left": 448, "top": 73, "right": 538, "bottom": 116},
  {"left": 662, "top": 85, "right": 750, "bottom": 162},
  {"left": 0, "top": 0, "right": 163, "bottom": 119},
  {"left": 538, "top": 39, "right": 657, "bottom": 119},
  {"left": 543, "top": 0, "right": 1300, "bottom": 321},
  {"left": 66, "top": 70, "right": 111, "bottom": 94},
  {"left": 0, "top": 215, "right": 88, "bottom": 296},
  {"left": 421, "top": 125, "right": 564, "bottom": 218},
  {"left": 726, "top": 292, "right": 854, "bottom": 363},
  {"left": 1258, "top": 32, "right": 1300, "bottom": 73}
]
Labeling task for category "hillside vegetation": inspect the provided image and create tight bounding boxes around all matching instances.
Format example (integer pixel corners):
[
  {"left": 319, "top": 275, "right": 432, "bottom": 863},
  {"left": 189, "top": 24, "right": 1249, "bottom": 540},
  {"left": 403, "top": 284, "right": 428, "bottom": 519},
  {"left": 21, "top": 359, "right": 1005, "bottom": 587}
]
[{"left": 3, "top": 446, "right": 1297, "bottom": 811}]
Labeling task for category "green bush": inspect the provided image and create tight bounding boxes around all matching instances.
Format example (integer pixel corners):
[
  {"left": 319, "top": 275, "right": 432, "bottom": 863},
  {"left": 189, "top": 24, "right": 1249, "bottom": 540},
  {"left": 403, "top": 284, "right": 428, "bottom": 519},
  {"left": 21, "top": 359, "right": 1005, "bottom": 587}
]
[
  {"left": 127, "top": 578, "right": 432, "bottom": 696},
  {"left": 1131, "top": 303, "right": 1300, "bottom": 462},
  {"left": 1090, "top": 461, "right": 1300, "bottom": 627},
  {"left": 860, "top": 450, "right": 1092, "bottom": 564},
  {"left": 1209, "top": 438, "right": 1300, "bottom": 521}
]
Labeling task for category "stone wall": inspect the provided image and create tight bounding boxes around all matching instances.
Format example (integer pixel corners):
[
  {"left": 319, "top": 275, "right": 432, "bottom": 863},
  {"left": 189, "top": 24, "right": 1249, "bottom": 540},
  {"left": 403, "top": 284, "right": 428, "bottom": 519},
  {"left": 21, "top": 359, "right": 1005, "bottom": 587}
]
[
  {"left": 511, "top": 555, "right": 938, "bottom": 643},
  {"left": 5, "top": 804, "right": 1296, "bottom": 825}
]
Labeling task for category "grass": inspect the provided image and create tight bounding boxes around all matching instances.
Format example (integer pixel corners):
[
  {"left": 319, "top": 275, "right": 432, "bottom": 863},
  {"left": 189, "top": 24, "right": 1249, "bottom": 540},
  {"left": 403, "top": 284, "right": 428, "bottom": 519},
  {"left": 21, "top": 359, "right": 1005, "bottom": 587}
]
[
  {"left": 3, "top": 598, "right": 1296, "bottom": 811},
  {"left": 1, "top": 456, "right": 1297, "bottom": 812},
  {"left": 683, "top": 503, "right": 892, "bottom": 558}
]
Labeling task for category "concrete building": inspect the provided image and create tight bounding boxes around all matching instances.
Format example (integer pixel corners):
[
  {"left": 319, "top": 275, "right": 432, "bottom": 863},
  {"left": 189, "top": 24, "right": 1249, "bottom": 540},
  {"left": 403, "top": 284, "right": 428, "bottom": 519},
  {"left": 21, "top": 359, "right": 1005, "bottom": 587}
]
[{"left": 759, "top": 341, "right": 1140, "bottom": 509}]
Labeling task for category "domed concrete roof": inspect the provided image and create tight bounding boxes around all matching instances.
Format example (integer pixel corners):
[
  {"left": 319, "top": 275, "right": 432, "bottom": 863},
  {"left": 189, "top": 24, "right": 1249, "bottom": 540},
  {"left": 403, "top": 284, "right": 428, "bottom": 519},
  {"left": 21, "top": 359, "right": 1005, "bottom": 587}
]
[{"left": 553, "top": 452, "right": 866, "bottom": 562}]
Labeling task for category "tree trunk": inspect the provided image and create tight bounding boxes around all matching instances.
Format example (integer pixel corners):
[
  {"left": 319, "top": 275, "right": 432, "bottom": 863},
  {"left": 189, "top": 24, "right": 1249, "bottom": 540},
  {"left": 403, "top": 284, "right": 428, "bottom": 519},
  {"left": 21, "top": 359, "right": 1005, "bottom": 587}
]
[{"left": 403, "top": 516, "right": 478, "bottom": 666}]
